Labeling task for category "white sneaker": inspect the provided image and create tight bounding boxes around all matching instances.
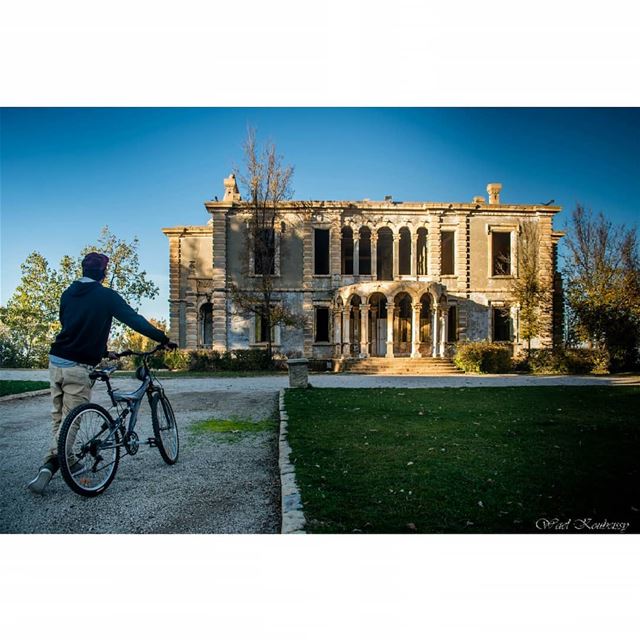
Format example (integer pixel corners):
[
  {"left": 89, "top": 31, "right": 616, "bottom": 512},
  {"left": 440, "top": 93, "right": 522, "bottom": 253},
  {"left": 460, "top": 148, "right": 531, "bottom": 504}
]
[{"left": 28, "top": 467, "right": 53, "bottom": 494}]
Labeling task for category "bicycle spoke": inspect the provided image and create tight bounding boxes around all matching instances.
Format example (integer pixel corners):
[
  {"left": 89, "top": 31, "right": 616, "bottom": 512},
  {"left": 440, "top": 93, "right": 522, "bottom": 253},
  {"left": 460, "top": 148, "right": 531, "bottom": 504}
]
[{"left": 63, "top": 408, "right": 118, "bottom": 492}]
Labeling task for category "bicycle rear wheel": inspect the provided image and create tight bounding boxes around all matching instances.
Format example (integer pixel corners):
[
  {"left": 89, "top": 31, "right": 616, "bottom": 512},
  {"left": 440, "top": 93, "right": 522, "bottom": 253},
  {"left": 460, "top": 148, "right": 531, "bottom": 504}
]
[
  {"left": 151, "top": 391, "right": 179, "bottom": 465},
  {"left": 58, "top": 403, "right": 120, "bottom": 497}
]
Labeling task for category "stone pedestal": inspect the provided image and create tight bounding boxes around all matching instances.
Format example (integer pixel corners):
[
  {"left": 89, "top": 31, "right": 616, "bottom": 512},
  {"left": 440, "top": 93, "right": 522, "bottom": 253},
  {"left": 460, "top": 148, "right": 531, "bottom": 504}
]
[{"left": 287, "top": 358, "right": 309, "bottom": 388}]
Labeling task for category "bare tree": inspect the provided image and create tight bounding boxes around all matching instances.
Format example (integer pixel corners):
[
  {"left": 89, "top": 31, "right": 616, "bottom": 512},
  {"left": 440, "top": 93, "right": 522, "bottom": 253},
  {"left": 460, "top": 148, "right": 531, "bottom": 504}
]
[
  {"left": 511, "top": 220, "right": 550, "bottom": 354},
  {"left": 229, "top": 129, "right": 304, "bottom": 362},
  {"left": 564, "top": 204, "right": 640, "bottom": 370}
]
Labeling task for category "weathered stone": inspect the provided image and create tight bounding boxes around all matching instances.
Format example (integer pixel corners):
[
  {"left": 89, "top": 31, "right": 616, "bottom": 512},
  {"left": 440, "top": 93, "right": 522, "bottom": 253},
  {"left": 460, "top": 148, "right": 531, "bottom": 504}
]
[
  {"left": 163, "top": 177, "right": 564, "bottom": 360},
  {"left": 287, "top": 358, "right": 309, "bottom": 388}
]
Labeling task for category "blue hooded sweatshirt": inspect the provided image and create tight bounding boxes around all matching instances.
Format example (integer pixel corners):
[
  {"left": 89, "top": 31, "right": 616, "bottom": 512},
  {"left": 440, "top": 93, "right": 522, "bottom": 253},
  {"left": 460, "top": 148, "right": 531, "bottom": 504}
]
[{"left": 49, "top": 280, "right": 168, "bottom": 366}]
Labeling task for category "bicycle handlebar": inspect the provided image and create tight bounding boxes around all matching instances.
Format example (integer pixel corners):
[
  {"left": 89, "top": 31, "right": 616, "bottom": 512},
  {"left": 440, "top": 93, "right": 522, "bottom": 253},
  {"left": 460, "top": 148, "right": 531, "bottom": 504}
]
[{"left": 109, "top": 343, "right": 174, "bottom": 360}]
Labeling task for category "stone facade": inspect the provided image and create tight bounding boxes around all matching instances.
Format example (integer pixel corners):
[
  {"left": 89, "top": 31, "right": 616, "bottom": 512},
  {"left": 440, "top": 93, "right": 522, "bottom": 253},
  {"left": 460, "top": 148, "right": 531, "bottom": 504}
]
[{"left": 163, "top": 176, "right": 564, "bottom": 363}]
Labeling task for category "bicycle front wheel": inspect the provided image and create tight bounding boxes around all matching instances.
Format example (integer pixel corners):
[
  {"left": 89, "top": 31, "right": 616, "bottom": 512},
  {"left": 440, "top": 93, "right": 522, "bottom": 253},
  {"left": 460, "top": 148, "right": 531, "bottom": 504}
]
[
  {"left": 58, "top": 403, "right": 120, "bottom": 497},
  {"left": 151, "top": 391, "right": 179, "bottom": 465}
]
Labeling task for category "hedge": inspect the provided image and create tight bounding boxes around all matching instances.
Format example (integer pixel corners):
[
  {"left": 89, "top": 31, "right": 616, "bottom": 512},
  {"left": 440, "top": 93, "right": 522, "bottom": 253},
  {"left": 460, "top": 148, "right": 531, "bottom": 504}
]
[
  {"left": 513, "top": 348, "right": 609, "bottom": 375},
  {"left": 453, "top": 341, "right": 513, "bottom": 373}
]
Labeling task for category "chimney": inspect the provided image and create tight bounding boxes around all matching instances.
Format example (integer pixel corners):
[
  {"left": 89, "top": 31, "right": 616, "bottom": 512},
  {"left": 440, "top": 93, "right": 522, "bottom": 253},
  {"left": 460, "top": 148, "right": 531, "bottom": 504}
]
[
  {"left": 223, "top": 173, "right": 242, "bottom": 202},
  {"left": 384, "top": 195, "right": 393, "bottom": 202},
  {"left": 487, "top": 183, "right": 502, "bottom": 204}
]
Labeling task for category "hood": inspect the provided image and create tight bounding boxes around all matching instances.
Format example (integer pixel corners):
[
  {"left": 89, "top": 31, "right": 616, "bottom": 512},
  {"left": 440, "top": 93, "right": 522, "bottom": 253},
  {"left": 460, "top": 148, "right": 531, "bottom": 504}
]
[{"left": 67, "top": 280, "right": 101, "bottom": 297}]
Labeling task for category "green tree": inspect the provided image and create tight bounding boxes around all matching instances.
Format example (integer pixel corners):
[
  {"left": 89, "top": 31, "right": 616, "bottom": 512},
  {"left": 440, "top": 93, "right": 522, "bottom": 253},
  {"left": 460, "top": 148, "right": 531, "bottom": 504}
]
[
  {"left": 564, "top": 205, "right": 640, "bottom": 371},
  {"left": 229, "top": 129, "right": 305, "bottom": 363},
  {"left": 510, "top": 220, "right": 550, "bottom": 353},
  {"left": 0, "top": 227, "right": 160, "bottom": 368},
  {"left": 0, "top": 252, "right": 62, "bottom": 366},
  {"left": 113, "top": 318, "right": 168, "bottom": 368}
]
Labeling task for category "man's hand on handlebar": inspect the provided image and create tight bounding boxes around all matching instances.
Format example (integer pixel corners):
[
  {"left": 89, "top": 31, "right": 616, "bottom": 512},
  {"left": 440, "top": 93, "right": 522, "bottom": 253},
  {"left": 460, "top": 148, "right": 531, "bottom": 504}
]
[{"left": 105, "top": 342, "right": 175, "bottom": 360}]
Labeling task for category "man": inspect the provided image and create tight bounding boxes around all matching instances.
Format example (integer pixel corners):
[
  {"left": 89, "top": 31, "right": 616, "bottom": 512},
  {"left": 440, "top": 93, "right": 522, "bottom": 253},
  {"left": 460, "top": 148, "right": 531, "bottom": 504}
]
[{"left": 28, "top": 252, "right": 177, "bottom": 494}]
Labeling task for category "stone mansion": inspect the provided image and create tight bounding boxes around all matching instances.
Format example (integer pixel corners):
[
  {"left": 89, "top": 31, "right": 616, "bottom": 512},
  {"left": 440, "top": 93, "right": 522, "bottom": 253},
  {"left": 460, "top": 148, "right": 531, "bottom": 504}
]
[{"left": 163, "top": 175, "right": 564, "bottom": 364}]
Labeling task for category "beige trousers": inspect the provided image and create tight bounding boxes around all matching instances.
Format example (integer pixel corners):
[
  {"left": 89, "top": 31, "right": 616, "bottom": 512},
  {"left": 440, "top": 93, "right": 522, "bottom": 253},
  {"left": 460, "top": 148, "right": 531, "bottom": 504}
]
[{"left": 45, "top": 363, "right": 93, "bottom": 464}]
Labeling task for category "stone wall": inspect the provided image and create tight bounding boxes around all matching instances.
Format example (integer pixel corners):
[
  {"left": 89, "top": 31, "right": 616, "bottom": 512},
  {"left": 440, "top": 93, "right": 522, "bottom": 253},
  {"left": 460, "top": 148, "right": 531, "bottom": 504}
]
[{"left": 164, "top": 178, "right": 564, "bottom": 357}]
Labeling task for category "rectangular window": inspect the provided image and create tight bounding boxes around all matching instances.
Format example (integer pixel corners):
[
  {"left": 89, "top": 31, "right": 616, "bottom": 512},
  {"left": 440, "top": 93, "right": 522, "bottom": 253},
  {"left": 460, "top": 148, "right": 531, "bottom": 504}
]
[
  {"left": 255, "top": 311, "right": 275, "bottom": 343},
  {"left": 492, "top": 308, "right": 511, "bottom": 341},
  {"left": 441, "top": 231, "right": 455, "bottom": 275},
  {"left": 314, "top": 228, "right": 330, "bottom": 275},
  {"left": 254, "top": 228, "right": 275, "bottom": 275},
  {"left": 314, "top": 307, "right": 330, "bottom": 342},
  {"left": 447, "top": 306, "right": 458, "bottom": 342},
  {"left": 492, "top": 231, "right": 511, "bottom": 276}
]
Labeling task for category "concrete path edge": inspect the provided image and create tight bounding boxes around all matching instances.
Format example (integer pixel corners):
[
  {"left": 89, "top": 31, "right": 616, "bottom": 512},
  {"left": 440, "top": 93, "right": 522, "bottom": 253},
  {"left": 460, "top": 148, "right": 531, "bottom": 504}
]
[
  {"left": 0, "top": 388, "right": 50, "bottom": 403},
  {"left": 278, "top": 388, "right": 307, "bottom": 534}
]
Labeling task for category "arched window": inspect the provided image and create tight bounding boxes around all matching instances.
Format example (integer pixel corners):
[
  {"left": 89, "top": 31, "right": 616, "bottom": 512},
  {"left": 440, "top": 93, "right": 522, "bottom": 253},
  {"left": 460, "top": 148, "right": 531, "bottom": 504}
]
[
  {"left": 376, "top": 227, "right": 393, "bottom": 281},
  {"left": 417, "top": 228, "right": 428, "bottom": 275},
  {"left": 341, "top": 227, "right": 354, "bottom": 275},
  {"left": 368, "top": 293, "right": 388, "bottom": 357},
  {"left": 200, "top": 303, "right": 213, "bottom": 347},
  {"left": 359, "top": 226, "right": 371, "bottom": 275},
  {"left": 394, "top": 292, "right": 413, "bottom": 354},
  {"left": 399, "top": 227, "right": 411, "bottom": 275},
  {"left": 419, "top": 293, "right": 432, "bottom": 345}
]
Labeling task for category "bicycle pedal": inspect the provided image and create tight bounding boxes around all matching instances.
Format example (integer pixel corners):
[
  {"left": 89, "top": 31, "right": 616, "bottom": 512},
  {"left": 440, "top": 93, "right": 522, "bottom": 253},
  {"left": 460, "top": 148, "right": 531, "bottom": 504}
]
[{"left": 146, "top": 437, "right": 157, "bottom": 447}]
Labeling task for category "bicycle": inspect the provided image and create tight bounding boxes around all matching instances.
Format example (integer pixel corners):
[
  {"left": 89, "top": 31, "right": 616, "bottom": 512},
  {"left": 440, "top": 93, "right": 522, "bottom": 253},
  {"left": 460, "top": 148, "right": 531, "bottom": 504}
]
[{"left": 57, "top": 344, "right": 179, "bottom": 497}]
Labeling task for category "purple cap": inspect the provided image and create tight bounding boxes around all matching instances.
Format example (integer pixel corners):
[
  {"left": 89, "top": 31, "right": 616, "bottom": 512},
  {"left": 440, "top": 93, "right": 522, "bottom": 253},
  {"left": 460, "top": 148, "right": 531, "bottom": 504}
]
[{"left": 81, "top": 252, "right": 109, "bottom": 272}]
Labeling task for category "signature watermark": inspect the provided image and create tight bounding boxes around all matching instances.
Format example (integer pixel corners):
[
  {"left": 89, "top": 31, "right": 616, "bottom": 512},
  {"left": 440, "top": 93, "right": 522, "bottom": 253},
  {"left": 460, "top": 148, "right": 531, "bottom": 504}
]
[{"left": 535, "top": 517, "right": 630, "bottom": 533}]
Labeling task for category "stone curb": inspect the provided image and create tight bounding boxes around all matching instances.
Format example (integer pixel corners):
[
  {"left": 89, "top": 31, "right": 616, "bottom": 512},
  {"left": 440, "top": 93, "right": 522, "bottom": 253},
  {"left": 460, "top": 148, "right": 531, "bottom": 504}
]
[
  {"left": 278, "top": 388, "right": 307, "bottom": 534},
  {"left": 0, "top": 388, "right": 50, "bottom": 403}
]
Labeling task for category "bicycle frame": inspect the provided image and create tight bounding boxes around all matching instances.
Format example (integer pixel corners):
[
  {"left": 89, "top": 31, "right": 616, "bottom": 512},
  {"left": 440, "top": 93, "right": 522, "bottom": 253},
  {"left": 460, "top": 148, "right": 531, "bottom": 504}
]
[{"left": 88, "top": 347, "right": 167, "bottom": 454}]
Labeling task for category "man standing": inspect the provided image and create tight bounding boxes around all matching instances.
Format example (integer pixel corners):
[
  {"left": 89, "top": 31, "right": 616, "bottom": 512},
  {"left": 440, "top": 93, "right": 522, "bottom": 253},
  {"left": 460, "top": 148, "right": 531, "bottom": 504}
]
[{"left": 28, "top": 252, "right": 176, "bottom": 494}]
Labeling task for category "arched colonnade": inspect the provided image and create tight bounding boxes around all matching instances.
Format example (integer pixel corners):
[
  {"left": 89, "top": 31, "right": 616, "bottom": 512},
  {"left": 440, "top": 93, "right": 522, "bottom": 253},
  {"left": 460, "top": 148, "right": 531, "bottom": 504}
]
[
  {"left": 333, "top": 282, "right": 451, "bottom": 358},
  {"left": 340, "top": 223, "right": 429, "bottom": 279}
]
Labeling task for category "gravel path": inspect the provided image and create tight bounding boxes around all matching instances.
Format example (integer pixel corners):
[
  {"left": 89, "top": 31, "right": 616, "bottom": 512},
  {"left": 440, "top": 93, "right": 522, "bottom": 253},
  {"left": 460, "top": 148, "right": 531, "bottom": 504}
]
[
  {"left": 2, "top": 369, "right": 639, "bottom": 389},
  {"left": 2, "top": 370, "right": 637, "bottom": 533},
  {"left": 0, "top": 382, "right": 280, "bottom": 534}
]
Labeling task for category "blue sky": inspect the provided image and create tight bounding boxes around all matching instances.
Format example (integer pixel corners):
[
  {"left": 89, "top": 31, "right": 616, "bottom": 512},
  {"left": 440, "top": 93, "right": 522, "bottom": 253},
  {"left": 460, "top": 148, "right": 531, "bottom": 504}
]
[{"left": 1, "top": 107, "right": 638, "bottom": 320}]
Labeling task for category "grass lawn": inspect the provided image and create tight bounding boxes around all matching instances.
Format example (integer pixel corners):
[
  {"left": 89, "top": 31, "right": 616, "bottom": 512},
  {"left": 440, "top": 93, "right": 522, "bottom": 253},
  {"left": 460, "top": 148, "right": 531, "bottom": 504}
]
[
  {"left": 285, "top": 386, "right": 640, "bottom": 533},
  {"left": 189, "top": 416, "right": 277, "bottom": 443},
  {"left": 0, "top": 380, "right": 50, "bottom": 397},
  {"left": 191, "top": 417, "right": 276, "bottom": 433}
]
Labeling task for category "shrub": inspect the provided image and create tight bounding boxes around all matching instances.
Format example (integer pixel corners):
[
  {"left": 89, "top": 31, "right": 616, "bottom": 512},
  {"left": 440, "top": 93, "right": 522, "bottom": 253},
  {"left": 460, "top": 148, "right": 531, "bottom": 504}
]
[
  {"left": 186, "top": 348, "right": 273, "bottom": 372},
  {"left": 0, "top": 337, "right": 27, "bottom": 368},
  {"left": 231, "top": 348, "right": 273, "bottom": 371},
  {"left": 187, "top": 349, "right": 224, "bottom": 371},
  {"left": 453, "top": 341, "right": 513, "bottom": 373},
  {"left": 515, "top": 348, "right": 609, "bottom": 375},
  {"left": 163, "top": 349, "right": 190, "bottom": 371}
]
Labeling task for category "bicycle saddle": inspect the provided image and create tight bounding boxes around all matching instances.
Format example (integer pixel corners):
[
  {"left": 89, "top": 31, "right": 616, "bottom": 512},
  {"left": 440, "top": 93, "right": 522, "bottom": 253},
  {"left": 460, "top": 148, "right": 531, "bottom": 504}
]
[{"left": 89, "top": 366, "right": 118, "bottom": 381}]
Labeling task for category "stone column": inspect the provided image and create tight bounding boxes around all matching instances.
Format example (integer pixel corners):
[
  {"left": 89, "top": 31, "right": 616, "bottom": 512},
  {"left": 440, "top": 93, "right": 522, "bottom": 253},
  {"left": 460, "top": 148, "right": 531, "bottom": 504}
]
[
  {"left": 411, "top": 233, "right": 418, "bottom": 278},
  {"left": 411, "top": 303, "right": 422, "bottom": 358},
  {"left": 333, "top": 309, "right": 342, "bottom": 358},
  {"left": 370, "top": 307, "right": 378, "bottom": 356},
  {"left": 352, "top": 306, "right": 360, "bottom": 355},
  {"left": 342, "top": 308, "right": 351, "bottom": 357},
  {"left": 439, "top": 308, "right": 447, "bottom": 357},
  {"left": 211, "top": 208, "right": 229, "bottom": 352},
  {"left": 353, "top": 233, "right": 360, "bottom": 277},
  {"left": 392, "top": 233, "right": 400, "bottom": 279},
  {"left": 359, "top": 304, "right": 369, "bottom": 358},
  {"left": 371, "top": 234, "right": 378, "bottom": 280},
  {"left": 385, "top": 303, "right": 395, "bottom": 358},
  {"left": 432, "top": 305, "right": 439, "bottom": 358}
]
